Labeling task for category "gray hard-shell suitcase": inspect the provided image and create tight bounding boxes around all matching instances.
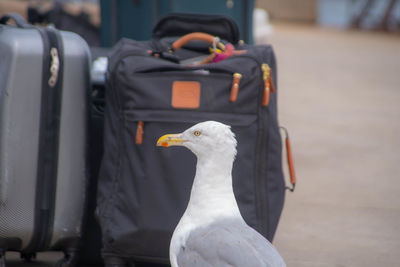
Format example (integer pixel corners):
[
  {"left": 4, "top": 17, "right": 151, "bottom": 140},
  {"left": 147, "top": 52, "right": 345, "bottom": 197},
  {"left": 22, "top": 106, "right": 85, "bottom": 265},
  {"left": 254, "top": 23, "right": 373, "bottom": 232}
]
[{"left": 0, "top": 14, "right": 90, "bottom": 266}]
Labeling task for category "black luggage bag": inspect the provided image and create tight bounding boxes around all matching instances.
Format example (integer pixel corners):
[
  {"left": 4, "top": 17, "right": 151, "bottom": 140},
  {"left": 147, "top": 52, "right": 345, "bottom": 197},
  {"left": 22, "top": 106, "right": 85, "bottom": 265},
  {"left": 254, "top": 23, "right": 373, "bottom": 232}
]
[{"left": 97, "top": 14, "right": 294, "bottom": 267}]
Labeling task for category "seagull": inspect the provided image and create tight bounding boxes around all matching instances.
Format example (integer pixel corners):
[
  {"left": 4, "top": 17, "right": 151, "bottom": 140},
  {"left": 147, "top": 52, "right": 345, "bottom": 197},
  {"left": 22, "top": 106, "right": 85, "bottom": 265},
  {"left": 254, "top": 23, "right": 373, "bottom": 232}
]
[{"left": 157, "top": 121, "right": 286, "bottom": 267}]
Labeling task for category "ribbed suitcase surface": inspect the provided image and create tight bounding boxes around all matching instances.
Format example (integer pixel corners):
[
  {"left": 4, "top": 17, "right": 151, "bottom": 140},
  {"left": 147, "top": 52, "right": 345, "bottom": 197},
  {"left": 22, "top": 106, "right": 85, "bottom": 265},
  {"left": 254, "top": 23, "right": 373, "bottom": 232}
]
[{"left": 0, "top": 14, "right": 90, "bottom": 265}]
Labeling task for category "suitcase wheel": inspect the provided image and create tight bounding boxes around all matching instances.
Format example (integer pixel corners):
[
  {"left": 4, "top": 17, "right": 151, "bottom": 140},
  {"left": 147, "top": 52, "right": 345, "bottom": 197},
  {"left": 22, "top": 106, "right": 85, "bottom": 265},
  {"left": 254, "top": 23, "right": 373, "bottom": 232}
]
[
  {"left": 56, "top": 251, "right": 77, "bottom": 267},
  {"left": 21, "top": 252, "right": 36, "bottom": 262}
]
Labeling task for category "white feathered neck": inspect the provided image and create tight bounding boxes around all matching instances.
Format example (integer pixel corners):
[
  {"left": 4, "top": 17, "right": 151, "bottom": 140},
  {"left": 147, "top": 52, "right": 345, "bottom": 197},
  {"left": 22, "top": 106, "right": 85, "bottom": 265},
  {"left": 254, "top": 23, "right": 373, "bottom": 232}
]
[
  {"left": 185, "top": 152, "right": 242, "bottom": 222},
  {"left": 169, "top": 121, "right": 245, "bottom": 267}
]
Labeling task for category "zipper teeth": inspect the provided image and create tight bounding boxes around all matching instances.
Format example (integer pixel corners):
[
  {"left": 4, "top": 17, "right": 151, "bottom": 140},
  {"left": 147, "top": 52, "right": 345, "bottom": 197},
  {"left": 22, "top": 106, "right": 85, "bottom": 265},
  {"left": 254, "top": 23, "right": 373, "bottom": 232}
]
[
  {"left": 134, "top": 69, "right": 235, "bottom": 75},
  {"left": 113, "top": 54, "right": 236, "bottom": 74},
  {"left": 111, "top": 53, "right": 263, "bottom": 76},
  {"left": 253, "top": 58, "right": 270, "bottom": 238}
]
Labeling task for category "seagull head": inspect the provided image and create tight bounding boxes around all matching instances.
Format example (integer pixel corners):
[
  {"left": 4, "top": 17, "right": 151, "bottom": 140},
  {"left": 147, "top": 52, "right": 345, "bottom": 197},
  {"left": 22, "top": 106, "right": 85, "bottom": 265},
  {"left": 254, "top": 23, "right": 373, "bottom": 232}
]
[{"left": 157, "top": 121, "right": 237, "bottom": 159}]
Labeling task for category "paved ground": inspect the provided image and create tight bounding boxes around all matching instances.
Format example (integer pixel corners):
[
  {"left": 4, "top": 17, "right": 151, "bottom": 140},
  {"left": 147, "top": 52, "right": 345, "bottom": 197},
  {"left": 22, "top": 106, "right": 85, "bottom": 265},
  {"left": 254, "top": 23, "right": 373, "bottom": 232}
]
[
  {"left": 4, "top": 252, "right": 61, "bottom": 266},
  {"left": 5, "top": 23, "right": 400, "bottom": 267},
  {"left": 267, "top": 23, "right": 400, "bottom": 266}
]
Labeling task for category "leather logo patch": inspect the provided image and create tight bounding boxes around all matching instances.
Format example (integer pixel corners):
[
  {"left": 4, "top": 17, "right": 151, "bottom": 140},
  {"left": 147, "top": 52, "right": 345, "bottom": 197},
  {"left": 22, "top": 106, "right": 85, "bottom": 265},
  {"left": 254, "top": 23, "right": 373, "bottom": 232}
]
[{"left": 171, "top": 81, "right": 201, "bottom": 109}]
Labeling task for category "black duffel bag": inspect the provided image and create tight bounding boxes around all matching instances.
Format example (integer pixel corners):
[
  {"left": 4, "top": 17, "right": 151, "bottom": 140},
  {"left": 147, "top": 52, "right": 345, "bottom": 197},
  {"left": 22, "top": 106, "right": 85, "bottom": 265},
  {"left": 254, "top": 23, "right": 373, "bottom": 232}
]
[{"left": 96, "top": 13, "right": 293, "bottom": 267}]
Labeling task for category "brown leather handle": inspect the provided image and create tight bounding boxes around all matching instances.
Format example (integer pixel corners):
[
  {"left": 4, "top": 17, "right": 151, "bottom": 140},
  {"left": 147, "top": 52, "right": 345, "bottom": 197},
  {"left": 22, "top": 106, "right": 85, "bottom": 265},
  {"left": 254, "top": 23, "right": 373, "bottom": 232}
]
[{"left": 172, "top": 32, "right": 225, "bottom": 51}]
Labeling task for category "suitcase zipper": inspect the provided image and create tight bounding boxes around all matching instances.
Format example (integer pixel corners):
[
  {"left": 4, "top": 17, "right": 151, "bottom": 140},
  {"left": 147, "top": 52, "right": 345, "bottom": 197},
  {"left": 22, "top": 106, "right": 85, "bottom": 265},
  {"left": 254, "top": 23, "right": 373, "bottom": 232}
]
[
  {"left": 261, "top": 63, "right": 275, "bottom": 107},
  {"left": 131, "top": 111, "right": 257, "bottom": 146},
  {"left": 112, "top": 53, "right": 246, "bottom": 78},
  {"left": 131, "top": 60, "right": 247, "bottom": 104}
]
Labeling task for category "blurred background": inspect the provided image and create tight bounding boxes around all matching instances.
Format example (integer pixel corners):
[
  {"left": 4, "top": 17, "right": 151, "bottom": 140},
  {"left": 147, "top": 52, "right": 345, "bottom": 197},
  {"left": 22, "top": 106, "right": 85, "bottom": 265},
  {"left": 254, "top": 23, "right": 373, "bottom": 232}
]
[
  {"left": 1, "top": 0, "right": 399, "bottom": 46},
  {"left": 1, "top": 0, "right": 399, "bottom": 266}
]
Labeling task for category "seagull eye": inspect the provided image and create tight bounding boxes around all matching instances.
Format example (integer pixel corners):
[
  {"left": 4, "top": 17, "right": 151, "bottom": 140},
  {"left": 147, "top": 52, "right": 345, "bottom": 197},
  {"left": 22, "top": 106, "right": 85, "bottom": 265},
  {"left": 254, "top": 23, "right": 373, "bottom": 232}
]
[{"left": 193, "top": 131, "right": 201, "bottom": 137}]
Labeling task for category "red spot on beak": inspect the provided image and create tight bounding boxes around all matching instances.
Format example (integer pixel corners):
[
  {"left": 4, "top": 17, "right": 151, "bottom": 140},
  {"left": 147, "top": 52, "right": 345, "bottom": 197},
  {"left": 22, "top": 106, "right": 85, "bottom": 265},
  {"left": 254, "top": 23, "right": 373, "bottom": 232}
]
[{"left": 161, "top": 142, "right": 169, "bottom": 147}]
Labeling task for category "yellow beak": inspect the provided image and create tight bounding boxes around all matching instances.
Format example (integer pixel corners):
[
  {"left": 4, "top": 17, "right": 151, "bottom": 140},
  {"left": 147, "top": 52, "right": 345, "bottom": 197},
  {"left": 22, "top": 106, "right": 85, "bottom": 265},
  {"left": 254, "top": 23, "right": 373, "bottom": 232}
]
[{"left": 156, "top": 134, "right": 186, "bottom": 147}]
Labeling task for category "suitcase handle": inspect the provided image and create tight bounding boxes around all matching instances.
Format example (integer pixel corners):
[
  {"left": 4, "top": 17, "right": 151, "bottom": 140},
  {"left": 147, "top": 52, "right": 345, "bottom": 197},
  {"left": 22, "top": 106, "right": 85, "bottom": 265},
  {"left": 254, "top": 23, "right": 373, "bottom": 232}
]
[
  {"left": 153, "top": 13, "right": 240, "bottom": 44},
  {"left": 172, "top": 32, "right": 226, "bottom": 52},
  {"left": 0, "top": 13, "right": 31, "bottom": 28}
]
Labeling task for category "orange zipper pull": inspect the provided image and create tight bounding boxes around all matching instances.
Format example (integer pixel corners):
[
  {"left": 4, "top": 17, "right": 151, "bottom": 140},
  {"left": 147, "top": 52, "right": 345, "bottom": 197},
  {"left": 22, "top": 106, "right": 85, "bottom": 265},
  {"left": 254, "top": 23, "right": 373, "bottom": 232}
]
[
  {"left": 281, "top": 127, "right": 296, "bottom": 192},
  {"left": 136, "top": 121, "right": 144, "bottom": 145},
  {"left": 230, "top": 73, "right": 242, "bottom": 103},
  {"left": 261, "top": 63, "right": 275, "bottom": 106}
]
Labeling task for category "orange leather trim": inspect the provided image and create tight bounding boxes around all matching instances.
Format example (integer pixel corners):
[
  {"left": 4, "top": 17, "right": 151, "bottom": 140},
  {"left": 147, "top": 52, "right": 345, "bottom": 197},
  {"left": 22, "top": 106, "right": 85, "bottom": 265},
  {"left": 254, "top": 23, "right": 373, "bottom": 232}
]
[
  {"left": 286, "top": 137, "right": 296, "bottom": 186},
  {"left": 262, "top": 81, "right": 270, "bottom": 106},
  {"left": 136, "top": 121, "right": 144, "bottom": 145},
  {"left": 230, "top": 73, "right": 242, "bottom": 103},
  {"left": 172, "top": 81, "right": 201, "bottom": 109},
  {"left": 230, "top": 82, "right": 239, "bottom": 103},
  {"left": 270, "top": 76, "right": 276, "bottom": 93}
]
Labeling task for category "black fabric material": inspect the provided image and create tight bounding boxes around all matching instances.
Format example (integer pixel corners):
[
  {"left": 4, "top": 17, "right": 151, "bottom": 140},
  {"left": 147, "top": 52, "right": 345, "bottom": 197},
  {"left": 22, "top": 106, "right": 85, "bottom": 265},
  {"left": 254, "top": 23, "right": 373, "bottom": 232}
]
[
  {"left": 152, "top": 13, "right": 240, "bottom": 44},
  {"left": 97, "top": 37, "right": 285, "bottom": 264},
  {"left": 78, "top": 82, "right": 106, "bottom": 267}
]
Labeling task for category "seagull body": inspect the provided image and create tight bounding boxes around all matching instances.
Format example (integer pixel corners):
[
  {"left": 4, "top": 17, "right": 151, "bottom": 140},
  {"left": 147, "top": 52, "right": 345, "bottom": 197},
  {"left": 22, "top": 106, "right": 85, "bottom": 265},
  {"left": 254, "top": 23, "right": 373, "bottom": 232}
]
[{"left": 157, "top": 121, "right": 286, "bottom": 267}]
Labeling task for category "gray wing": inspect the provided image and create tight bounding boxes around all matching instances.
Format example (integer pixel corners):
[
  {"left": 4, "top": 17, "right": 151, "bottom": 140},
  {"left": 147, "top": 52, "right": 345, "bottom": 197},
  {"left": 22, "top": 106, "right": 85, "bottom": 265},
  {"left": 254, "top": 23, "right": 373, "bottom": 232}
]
[{"left": 177, "top": 219, "right": 286, "bottom": 267}]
